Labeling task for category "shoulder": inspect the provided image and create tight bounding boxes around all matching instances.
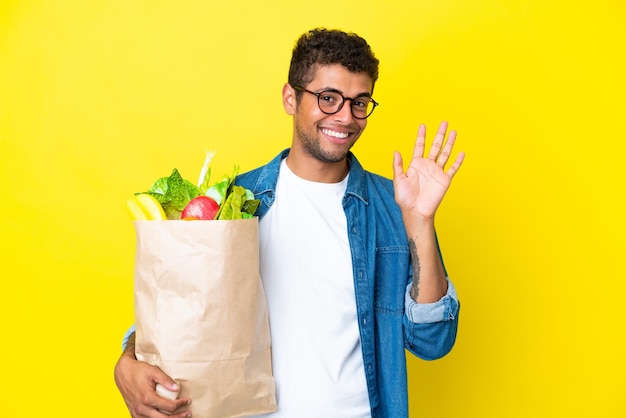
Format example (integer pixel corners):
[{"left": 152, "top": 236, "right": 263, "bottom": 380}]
[{"left": 236, "top": 166, "right": 264, "bottom": 190}]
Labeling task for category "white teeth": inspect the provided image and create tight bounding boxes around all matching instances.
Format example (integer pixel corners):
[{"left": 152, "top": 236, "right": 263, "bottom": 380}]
[{"left": 322, "top": 128, "right": 349, "bottom": 139}]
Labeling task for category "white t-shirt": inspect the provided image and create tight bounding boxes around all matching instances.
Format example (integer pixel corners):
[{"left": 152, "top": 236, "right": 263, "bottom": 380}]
[{"left": 252, "top": 159, "right": 370, "bottom": 417}]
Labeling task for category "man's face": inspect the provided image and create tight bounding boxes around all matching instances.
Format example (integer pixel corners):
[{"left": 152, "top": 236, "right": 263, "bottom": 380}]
[{"left": 288, "top": 64, "right": 374, "bottom": 164}]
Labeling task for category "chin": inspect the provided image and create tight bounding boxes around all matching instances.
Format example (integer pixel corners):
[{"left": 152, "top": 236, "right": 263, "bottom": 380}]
[{"left": 316, "top": 147, "right": 351, "bottom": 163}]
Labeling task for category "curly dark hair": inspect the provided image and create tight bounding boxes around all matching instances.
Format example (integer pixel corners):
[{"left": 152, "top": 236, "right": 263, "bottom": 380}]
[{"left": 288, "top": 28, "right": 379, "bottom": 97}]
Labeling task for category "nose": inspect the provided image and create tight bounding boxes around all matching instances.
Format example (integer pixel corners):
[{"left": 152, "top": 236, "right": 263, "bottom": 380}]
[{"left": 332, "top": 100, "right": 355, "bottom": 123}]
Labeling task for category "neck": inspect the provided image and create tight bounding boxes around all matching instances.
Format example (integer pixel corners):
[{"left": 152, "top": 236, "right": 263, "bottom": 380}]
[{"left": 285, "top": 152, "right": 350, "bottom": 183}]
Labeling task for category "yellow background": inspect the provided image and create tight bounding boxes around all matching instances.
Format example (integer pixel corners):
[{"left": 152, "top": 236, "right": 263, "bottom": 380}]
[{"left": 1, "top": 1, "right": 624, "bottom": 417}]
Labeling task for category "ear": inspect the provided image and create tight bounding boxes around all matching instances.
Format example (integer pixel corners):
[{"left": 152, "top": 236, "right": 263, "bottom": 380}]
[{"left": 282, "top": 83, "right": 297, "bottom": 115}]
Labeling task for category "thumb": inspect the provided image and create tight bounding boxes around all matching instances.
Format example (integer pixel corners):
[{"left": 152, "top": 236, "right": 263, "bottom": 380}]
[
  {"left": 152, "top": 368, "right": 179, "bottom": 393},
  {"left": 155, "top": 383, "right": 180, "bottom": 400}
]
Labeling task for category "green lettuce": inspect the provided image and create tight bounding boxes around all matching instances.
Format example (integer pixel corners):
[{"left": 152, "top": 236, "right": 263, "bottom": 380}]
[
  {"left": 206, "top": 164, "right": 260, "bottom": 219},
  {"left": 204, "top": 165, "right": 239, "bottom": 205},
  {"left": 142, "top": 168, "right": 200, "bottom": 219},
  {"left": 217, "top": 185, "right": 260, "bottom": 220}
]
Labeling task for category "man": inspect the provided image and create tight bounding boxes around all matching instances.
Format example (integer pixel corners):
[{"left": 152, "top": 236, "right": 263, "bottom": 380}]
[{"left": 115, "top": 28, "right": 464, "bottom": 418}]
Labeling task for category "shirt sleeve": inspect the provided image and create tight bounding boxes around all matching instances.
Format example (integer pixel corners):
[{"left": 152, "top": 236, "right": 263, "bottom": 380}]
[
  {"left": 122, "top": 324, "right": 136, "bottom": 351},
  {"left": 404, "top": 278, "right": 459, "bottom": 324}
]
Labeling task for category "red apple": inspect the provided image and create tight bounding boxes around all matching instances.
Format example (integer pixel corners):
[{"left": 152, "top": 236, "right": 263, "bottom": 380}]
[{"left": 181, "top": 196, "right": 220, "bottom": 220}]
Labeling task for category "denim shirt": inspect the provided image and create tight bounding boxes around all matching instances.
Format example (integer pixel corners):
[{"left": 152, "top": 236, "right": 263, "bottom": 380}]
[{"left": 236, "top": 149, "right": 460, "bottom": 418}]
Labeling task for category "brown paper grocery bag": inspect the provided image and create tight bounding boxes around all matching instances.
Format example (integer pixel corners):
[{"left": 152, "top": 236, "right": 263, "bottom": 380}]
[{"left": 133, "top": 218, "right": 277, "bottom": 417}]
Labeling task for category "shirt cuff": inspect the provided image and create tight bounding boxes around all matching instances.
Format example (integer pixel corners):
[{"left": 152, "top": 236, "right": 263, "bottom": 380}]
[
  {"left": 122, "top": 324, "right": 136, "bottom": 351},
  {"left": 404, "top": 278, "right": 459, "bottom": 324}
]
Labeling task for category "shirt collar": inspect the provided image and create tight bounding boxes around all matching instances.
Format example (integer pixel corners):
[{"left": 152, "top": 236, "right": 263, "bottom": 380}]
[{"left": 252, "top": 148, "right": 369, "bottom": 205}]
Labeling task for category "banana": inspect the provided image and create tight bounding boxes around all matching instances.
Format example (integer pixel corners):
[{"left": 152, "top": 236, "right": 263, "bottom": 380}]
[{"left": 126, "top": 193, "right": 166, "bottom": 220}]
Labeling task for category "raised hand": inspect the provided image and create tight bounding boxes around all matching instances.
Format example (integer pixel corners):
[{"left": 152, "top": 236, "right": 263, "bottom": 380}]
[{"left": 393, "top": 121, "right": 464, "bottom": 220}]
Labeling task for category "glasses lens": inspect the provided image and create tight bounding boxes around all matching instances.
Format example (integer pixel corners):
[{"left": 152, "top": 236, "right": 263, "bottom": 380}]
[
  {"left": 317, "top": 91, "right": 343, "bottom": 114},
  {"left": 351, "top": 97, "right": 375, "bottom": 119}
]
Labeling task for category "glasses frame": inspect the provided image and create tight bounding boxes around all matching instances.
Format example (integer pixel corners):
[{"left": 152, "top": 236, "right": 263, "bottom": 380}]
[{"left": 292, "top": 85, "right": 379, "bottom": 119}]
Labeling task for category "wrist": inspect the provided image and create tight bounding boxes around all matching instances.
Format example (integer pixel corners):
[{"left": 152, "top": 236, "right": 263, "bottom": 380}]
[
  {"left": 120, "top": 350, "right": 137, "bottom": 363},
  {"left": 401, "top": 211, "right": 435, "bottom": 238}
]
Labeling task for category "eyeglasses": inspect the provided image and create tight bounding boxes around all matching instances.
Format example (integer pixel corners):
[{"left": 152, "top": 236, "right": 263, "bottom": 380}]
[{"left": 293, "top": 85, "right": 379, "bottom": 119}]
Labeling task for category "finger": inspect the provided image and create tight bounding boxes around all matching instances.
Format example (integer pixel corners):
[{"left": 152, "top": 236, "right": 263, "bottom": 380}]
[
  {"left": 133, "top": 399, "right": 181, "bottom": 418},
  {"left": 412, "top": 124, "right": 427, "bottom": 161},
  {"left": 392, "top": 151, "right": 405, "bottom": 179},
  {"left": 151, "top": 395, "right": 192, "bottom": 418},
  {"left": 169, "top": 411, "right": 192, "bottom": 418},
  {"left": 446, "top": 151, "right": 465, "bottom": 179},
  {"left": 427, "top": 121, "right": 448, "bottom": 161},
  {"left": 436, "top": 129, "right": 457, "bottom": 167},
  {"left": 151, "top": 372, "right": 191, "bottom": 416}
]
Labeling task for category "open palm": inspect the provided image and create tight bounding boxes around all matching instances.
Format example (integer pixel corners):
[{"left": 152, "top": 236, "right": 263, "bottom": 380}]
[{"left": 393, "top": 122, "right": 464, "bottom": 219}]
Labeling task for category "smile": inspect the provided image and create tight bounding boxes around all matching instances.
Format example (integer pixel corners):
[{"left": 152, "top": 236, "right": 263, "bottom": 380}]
[{"left": 321, "top": 128, "right": 350, "bottom": 139}]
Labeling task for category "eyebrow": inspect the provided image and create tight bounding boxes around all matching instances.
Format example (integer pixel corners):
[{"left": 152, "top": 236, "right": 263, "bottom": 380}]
[{"left": 314, "top": 87, "right": 373, "bottom": 98}]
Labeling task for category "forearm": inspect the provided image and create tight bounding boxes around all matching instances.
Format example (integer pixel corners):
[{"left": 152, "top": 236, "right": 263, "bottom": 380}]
[
  {"left": 402, "top": 212, "right": 447, "bottom": 303},
  {"left": 122, "top": 331, "right": 136, "bottom": 358},
  {"left": 115, "top": 331, "right": 137, "bottom": 384}
]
